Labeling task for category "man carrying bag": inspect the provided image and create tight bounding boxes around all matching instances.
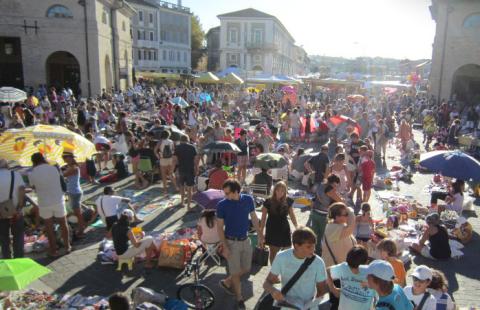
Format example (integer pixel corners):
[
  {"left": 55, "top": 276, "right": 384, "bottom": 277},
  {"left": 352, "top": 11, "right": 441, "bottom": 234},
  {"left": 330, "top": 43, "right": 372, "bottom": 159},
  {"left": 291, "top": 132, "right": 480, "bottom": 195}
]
[{"left": 260, "top": 227, "right": 328, "bottom": 310}]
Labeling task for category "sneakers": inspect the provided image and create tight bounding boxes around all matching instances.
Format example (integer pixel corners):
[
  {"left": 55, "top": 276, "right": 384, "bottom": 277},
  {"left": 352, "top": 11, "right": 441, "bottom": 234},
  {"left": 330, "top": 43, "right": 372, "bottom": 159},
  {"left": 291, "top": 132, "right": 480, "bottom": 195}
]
[{"left": 237, "top": 300, "right": 246, "bottom": 310}]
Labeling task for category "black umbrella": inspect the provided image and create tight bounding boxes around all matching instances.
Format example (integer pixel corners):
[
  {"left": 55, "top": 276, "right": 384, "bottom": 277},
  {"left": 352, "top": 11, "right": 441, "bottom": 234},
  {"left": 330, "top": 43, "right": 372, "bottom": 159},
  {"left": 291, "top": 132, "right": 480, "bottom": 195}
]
[
  {"left": 202, "top": 141, "right": 241, "bottom": 153},
  {"left": 148, "top": 125, "right": 187, "bottom": 141}
]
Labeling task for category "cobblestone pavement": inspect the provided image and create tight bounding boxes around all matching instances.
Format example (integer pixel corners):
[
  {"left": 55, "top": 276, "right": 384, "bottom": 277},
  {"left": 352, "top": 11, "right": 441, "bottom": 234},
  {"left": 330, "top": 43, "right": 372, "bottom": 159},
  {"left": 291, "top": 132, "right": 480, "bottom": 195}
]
[{"left": 29, "top": 130, "right": 480, "bottom": 309}]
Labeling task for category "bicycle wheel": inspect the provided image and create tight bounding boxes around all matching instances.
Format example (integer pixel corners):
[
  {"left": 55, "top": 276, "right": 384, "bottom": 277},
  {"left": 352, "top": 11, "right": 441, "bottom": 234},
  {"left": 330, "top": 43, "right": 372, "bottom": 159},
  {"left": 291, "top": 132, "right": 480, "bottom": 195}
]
[{"left": 177, "top": 283, "right": 215, "bottom": 309}]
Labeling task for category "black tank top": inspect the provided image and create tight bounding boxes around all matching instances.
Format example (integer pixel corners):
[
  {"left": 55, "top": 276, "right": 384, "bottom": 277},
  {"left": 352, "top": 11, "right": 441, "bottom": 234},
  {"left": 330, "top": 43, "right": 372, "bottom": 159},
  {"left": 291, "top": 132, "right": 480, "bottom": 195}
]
[{"left": 429, "top": 225, "right": 451, "bottom": 259}]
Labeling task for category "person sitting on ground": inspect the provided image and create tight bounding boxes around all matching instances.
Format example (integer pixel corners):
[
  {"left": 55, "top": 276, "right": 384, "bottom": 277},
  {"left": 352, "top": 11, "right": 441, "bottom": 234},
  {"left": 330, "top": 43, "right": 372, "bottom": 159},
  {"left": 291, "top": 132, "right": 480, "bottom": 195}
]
[
  {"left": 403, "top": 265, "right": 437, "bottom": 310},
  {"left": 99, "top": 153, "right": 128, "bottom": 183},
  {"left": 108, "top": 292, "right": 131, "bottom": 310},
  {"left": 427, "top": 269, "right": 455, "bottom": 310},
  {"left": 410, "top": 213, "right": 451, "bottom": 260},
  {"left": 327, "top": 245, "right": 375, "bottom": 310},
  {"left": 365, "top": 260, "right": 413, "bottom": 310},
  {"left": 253, "top": 168, "right": 273, "bottom": 195},
  {"left": 290, "top": 148, "right": 307, "bottom": 180},
  {"left": 438, "top": 179, "right": 464, "bottom": 216},
  {"left": 207, "top": 159, "right": 229, "bottom": 190},
  {"left": 377, "top": 238, "right": 406, "bottom": 287},
  {"left": 111, "top": 209, "right": 156, "bottom": 269}
]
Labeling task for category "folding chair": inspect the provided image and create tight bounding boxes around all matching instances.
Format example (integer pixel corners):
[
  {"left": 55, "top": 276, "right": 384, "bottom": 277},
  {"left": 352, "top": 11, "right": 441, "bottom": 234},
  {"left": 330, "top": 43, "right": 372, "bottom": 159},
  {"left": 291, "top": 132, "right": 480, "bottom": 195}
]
[
  {"left": 138, "top": 157, "right": 155, "bottom": 184},
  {"left": 248, "top": 183, "right": 270, "bottom": 199},
  {"left": 199, "top": 242, "right": 222, "bottom": 266}
]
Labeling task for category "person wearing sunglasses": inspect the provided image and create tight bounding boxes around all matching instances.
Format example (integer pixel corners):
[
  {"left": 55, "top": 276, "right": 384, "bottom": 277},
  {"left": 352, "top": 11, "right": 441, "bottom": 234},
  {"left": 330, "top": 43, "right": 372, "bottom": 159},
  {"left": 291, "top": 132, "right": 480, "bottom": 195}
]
[
  {"left": 403, "top": 265, "right": 437, "bottom": 310},
  {"left": 321, "top": 202, "right": 356, "bottom": 310}
]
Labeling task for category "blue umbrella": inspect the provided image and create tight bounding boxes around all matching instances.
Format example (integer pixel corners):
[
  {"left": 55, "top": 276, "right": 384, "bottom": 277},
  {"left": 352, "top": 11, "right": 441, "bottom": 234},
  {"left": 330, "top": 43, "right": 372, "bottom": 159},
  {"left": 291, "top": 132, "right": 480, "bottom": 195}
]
[
  {"left": 419, "top": 150, "right": 480, "bottom": 181},
  {"left": 170, "top": 96, "right": 189, "bottom": 108}
]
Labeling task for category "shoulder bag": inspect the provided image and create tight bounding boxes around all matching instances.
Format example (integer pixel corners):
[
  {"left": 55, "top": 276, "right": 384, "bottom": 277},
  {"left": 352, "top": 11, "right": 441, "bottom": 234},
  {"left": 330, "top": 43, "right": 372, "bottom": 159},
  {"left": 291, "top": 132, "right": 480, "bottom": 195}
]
[{"left": 255, "top": 256, "right": 315, "bottom": 310}]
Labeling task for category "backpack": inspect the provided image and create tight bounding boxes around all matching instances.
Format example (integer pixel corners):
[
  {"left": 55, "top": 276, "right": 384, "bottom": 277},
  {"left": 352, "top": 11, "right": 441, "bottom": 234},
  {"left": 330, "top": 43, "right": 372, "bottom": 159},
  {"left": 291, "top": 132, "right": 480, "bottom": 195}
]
[{"left": 162, "top": 142, "right": 173, "bottom": 159}]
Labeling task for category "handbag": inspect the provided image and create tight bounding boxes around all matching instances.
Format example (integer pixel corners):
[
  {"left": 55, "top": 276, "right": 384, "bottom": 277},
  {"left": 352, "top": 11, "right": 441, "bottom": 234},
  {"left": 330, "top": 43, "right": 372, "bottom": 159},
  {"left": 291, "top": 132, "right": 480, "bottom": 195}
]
[
  {"left": 253, "top": 246, "right": 269, "bottom": 266},
  {"left": 157, "top": 239, "right": 192, "bottom": 269},
  {"left": 0, "top": 171, "right": 16, "bottom": 219},
  {"left": 256, "top": 256, "right": 315, "bottom": 310}
]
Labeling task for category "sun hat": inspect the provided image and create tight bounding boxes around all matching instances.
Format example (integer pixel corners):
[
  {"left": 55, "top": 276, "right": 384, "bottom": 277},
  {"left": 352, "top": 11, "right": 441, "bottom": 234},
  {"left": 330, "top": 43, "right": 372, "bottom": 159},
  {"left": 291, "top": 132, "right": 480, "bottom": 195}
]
[{"left": 411, "top": 265, "right": 433, "bottom": 281}]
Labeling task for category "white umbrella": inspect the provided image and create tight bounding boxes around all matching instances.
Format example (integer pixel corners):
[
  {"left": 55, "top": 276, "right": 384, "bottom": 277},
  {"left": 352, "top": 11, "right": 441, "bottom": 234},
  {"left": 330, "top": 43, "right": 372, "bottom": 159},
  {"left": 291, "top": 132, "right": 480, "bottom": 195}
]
[{"left": 0, "top": 87, "right": 27, "bottom": 103}]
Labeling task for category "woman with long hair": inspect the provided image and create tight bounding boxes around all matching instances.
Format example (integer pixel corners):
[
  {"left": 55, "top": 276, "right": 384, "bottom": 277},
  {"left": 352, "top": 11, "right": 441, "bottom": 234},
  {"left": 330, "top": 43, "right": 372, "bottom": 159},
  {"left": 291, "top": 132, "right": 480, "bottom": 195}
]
[
  {"left": 62, "top": 152, "right": 85, "bottom": 237},
  {"left": 259, "top": 181, "right": 298, "bottom": 263}
]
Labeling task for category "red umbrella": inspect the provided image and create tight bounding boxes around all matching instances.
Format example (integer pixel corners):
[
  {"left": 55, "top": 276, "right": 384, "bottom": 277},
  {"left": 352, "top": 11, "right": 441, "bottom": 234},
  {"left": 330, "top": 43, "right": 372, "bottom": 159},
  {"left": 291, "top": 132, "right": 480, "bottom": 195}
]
[{"left": 329, "top": 115, "right": 362, "bottom": 136}]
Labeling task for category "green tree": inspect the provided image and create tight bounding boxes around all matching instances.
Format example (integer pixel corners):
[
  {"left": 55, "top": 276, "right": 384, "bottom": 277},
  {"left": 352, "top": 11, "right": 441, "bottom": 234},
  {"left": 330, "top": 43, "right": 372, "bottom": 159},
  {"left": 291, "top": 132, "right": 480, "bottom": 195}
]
[{"left": 191, "top": 15, "right": 205, "bottom": 70}]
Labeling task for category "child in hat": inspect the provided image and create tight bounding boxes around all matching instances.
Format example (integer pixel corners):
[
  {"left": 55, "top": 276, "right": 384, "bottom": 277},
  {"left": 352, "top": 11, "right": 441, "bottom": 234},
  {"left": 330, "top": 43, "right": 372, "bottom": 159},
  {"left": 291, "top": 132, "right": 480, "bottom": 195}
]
[{"left": 403, "top": 265, "right": 437, "bottom": 310}]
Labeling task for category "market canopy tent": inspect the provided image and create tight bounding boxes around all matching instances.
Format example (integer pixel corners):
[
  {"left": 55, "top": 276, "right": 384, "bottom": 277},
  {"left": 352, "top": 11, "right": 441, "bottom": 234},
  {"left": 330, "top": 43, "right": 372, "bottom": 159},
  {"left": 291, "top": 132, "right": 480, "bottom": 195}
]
[
  {"left": 194, "top": 72, "right": 220, "bottom": 84},
  {"left": 220, "top": 72, "right": 244, "bottom": 85}
]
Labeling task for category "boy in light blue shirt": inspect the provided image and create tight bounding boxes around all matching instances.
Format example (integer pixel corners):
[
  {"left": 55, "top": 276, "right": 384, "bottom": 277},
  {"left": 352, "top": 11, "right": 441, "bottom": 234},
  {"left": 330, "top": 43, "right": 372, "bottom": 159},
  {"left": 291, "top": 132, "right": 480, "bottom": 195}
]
[
  {"left": 328, "top": 245, "right": 375, "bottom": 310},
  {"left": 365, "top": 260, "right": 413, "bottom": 310},
  {"left": 263, "top": 227, "right": 328, "bottom": 309}
]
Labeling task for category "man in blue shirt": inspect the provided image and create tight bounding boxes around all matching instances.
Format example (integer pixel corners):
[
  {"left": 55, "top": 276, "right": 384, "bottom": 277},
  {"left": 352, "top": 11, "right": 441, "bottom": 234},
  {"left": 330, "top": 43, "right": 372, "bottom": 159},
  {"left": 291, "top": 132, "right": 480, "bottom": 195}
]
[
  {"left": 263, "top": 227, "right": 328, "bottom": 309},
  {"left": 216, "top": 179, "right": 263, "bottom": 310},
  {"left": 365, "top": 260, "right": 413, "bottom": 310}
]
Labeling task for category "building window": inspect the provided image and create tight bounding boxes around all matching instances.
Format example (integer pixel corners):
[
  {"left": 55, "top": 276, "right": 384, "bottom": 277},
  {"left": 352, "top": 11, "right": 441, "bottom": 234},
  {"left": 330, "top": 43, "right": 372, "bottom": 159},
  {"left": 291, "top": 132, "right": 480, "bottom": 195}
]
[
  {"left": 102, "top": 10, "right": 108, "bottom": 24},
  {"left": 254, "top": 29, "right": 263, "bottom": 43},
  {"left": 464, "top": 14, "right": 480, "bottom": 28},
  {"left": 138, "top": 50, "right": 142, "bottom": 60},
  {"left": 139, "top": 11, "right": 143, "bottom": 21},
  {"left": 149, "top": 32, "right": 154, "bottom": 41},
  {"left": 177, "top": 51, "right": 180, "bottom": 62},
  {"left": 149, "top": 13, "right": 153, "bottom": 23},
  {"left": 149, "top": 51, "right": 152, "bottom": 60},
  {"left": 169, "top": 51, "right": 174, "bottom": 61},
  {"left": 122, "top": 21, "right": 126, "bottom": 31},
  {"left": 143, "top": 31, "right": 146, "bottom": 40},
  {"left": 137, "top": 30, "right": 141, "bottom": 40},
  {"left": 163, "top": 50, "right": 166, "bottom": 60},
  {"left": 153, "top": 51, "right": 157, "bottom": 61},
  {"left": 230, "top": 54, "right": 237, "bottom": 62},
  {"left": 144, "top": 50, "right": 147, "bottom": 59},
  {"left": 46, "top": 5, "right": 73, "bottom": 18},
  {"left": 183, "top": 51, "right": 187, "bottom": 63},
  {"left": 228, "top": 29, "right": 238, "bottom": 43}
]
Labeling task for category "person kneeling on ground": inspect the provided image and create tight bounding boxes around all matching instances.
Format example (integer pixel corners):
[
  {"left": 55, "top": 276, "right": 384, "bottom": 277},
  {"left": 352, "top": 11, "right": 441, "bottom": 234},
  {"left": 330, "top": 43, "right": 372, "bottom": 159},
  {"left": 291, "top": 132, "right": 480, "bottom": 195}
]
[{"left": 111, "top": 209, "right": 156, "bottom": 269}]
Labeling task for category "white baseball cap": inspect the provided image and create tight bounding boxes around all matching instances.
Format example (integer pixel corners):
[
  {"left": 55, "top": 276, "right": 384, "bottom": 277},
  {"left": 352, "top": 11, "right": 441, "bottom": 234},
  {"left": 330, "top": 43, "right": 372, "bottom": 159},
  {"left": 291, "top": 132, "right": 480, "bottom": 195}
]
[
  {"left": 411, "top": 265, "right": 433, "bottom": 281},
  {"left": 365, "top": 260, "right": 395, "bottom": 281}
]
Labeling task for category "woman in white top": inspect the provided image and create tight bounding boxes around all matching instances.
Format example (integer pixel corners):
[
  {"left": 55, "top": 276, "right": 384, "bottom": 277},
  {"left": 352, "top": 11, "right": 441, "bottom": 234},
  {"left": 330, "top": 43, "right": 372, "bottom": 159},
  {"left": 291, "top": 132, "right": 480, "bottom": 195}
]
[
  {"left": 154, "top": 130, "right": 177, "bottom": 195},
  {"left": 197, "top": 210, "right": 220, "bottom": 244},
  {"left": 439, "top": 179, "right": 464, "bottom": 216},
  {"left": 328, "top": 153, "right": 350, "bottom": 195}
]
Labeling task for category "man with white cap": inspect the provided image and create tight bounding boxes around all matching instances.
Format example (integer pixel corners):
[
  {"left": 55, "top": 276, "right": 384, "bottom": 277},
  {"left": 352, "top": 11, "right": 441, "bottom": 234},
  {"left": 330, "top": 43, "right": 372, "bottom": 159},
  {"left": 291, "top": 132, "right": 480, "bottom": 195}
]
[
  {"left": 0, "top": 159, "right": 26, "bottom": 258},
  {"left": 365, "top": 260, "right": 413, "bottom": 310},
  {"left": 403, "top": 265, "right": 437, "bottom": 310}
]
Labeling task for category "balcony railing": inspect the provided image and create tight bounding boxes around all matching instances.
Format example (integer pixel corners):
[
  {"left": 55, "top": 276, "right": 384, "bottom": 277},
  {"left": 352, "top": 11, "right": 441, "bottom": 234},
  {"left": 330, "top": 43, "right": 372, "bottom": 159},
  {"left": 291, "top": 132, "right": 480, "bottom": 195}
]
[
  {"left": 155, "top": 0, "right": 190, "bottom": 13},
  {"left": 245, "top": 42, "right": 278, "bottom": 51},
  {"left": 136, "top": 40, "right": 158, "bottom": 49}
]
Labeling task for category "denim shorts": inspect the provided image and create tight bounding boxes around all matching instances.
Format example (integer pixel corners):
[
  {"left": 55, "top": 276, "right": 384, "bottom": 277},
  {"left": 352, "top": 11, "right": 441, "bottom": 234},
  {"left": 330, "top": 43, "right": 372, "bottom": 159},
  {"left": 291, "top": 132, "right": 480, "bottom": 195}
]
[{"left": 68, "top": 193, "right": 83, "bottom": 210}]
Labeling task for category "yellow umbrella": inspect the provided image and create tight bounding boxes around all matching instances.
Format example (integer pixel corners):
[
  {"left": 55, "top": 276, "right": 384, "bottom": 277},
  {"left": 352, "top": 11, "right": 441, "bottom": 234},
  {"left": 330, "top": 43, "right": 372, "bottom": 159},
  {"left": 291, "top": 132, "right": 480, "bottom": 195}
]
[
  {"left": 0, "top": 125, "right": 96, "bottom": 166},
  {"left": 195, "top": 72, "right": 220, "bottom": 84}
]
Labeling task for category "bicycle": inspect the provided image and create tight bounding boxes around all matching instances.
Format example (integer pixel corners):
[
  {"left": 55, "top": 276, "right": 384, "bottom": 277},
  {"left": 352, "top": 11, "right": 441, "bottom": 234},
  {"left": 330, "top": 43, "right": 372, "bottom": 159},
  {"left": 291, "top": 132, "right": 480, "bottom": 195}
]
[{"left": 177, "top": 249, "right": 215, "bottom": 309}]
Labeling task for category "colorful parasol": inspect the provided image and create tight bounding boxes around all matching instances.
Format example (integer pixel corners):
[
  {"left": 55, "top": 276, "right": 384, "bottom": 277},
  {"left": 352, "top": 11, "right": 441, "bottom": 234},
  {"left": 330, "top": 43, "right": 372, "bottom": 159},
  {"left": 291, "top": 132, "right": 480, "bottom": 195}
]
[{"left": 0, "top": 125, "right": 96, "bottom": 166}]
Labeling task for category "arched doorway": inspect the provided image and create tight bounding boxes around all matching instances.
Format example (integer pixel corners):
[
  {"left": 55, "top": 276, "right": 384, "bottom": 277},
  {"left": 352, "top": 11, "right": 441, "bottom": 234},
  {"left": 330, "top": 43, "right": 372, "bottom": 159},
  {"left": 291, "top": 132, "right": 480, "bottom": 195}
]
[
  {"left": 452, "top": 64, "right": 480, "bottom": 102},
  {"left": 46, "top": 51, "right": 80, "bottom": 94},
  {"left": 104, "top": 55, "right": 113, "bottom": 90}
]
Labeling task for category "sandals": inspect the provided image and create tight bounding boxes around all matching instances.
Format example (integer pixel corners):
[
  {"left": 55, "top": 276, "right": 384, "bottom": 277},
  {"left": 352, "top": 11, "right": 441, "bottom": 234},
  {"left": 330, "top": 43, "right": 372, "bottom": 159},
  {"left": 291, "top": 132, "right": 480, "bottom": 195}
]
[{"left": 219, "top": 280, "right": 235, "bottom": 296}]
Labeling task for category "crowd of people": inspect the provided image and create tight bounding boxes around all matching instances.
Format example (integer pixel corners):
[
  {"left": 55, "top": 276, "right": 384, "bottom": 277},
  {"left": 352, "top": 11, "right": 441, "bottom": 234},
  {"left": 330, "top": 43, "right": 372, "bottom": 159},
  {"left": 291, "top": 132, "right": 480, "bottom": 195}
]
[{"left": 0, "top": 81, "right": 467, "bottom": 310}]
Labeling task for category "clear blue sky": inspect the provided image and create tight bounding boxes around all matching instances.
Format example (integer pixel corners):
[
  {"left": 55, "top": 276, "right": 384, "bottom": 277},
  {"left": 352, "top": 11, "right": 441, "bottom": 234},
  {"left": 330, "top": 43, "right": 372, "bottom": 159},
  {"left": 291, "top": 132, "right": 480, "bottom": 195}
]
[{"left": 182, "top": 0, "right": 436, "bottom": 60}]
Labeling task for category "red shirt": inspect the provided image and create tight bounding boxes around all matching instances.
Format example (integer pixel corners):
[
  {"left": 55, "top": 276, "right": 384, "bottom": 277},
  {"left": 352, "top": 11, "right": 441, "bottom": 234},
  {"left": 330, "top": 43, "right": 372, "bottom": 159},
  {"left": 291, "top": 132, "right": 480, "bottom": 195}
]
[
  {"left": 361, "top": 159, "right": 375, "bottom": 182},
  {"left": 208, "top": 168, "right": 229, "bottom": 190}
]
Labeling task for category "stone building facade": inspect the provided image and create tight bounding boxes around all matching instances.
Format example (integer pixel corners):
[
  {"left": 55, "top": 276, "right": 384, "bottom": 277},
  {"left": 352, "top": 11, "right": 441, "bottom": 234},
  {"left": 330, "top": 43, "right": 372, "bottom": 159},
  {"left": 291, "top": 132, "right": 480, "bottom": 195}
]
[
  {"left": 0, "top": 0, "right": 135, "bottom": 97},
  {"left": 430, "top": 0, "right": 480, "bottom": 103},
  {"left": 129, "top": 0, "right": 191, "bottom": 74}
]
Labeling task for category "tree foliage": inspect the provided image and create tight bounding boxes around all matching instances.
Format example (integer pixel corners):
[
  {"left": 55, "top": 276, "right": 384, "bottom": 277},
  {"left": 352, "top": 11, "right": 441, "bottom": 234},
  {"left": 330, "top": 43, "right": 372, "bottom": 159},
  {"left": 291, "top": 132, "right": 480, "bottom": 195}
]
[{"left": 191, "top": 14, "right": 205, "bottom": 70}]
